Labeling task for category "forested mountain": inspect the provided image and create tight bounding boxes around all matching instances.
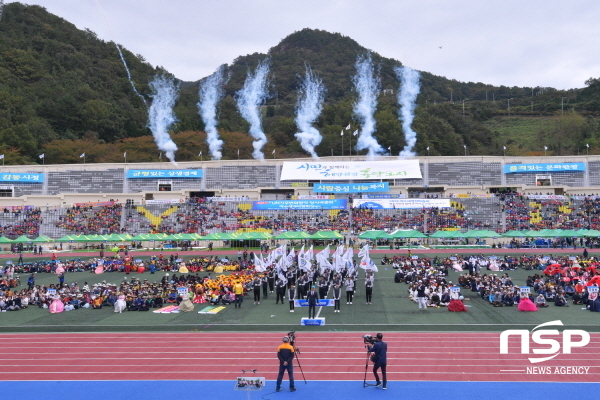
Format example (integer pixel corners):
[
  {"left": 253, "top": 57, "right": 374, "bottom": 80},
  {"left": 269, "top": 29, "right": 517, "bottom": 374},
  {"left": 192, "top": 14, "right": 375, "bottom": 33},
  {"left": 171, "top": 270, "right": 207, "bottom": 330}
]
[{"left": 0, "top": 2, "right": 599, "bottom": 164}]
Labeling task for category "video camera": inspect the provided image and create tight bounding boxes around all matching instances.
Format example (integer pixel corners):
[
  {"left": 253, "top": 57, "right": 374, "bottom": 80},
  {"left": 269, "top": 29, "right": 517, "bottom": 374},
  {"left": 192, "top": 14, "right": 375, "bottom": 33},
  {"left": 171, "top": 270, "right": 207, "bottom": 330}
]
[
  {"left": 362, "top": 334, "right": 378, "bottom": 345},
  {"left": 287, "top": 330, "right": 297, "bottom": 346},
  {"left": 286, "top": 330, "right": 300, "bottom": 354}
]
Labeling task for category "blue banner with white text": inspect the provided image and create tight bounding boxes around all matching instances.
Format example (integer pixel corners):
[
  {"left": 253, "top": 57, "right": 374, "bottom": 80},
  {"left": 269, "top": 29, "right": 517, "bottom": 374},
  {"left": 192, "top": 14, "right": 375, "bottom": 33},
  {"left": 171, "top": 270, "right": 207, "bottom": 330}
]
[
  {"left": 251, "top": 199, "right": 347, "bottom": 210},
  {"left": 294, "top": 299, "right": 335, "bottom": 307},
  {"left": 0, "top": 173, "right": 45, "bottom": 183},
  {"left": 504, "top": 163, "right": 585, "bottom": 173},
  {"left": 127, "top": 169, "right": 202, "bottom": 179}
]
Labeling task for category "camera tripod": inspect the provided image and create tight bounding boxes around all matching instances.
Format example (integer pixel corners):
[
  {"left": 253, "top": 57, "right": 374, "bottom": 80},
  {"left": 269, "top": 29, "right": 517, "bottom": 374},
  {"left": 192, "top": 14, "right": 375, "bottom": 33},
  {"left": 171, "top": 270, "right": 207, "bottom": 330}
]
[
  {"left": 362, "top": 348, "right": 376, "bottom": 388},
  {"left": 292, "top": 343, "right": 307, "bottom": 384}
]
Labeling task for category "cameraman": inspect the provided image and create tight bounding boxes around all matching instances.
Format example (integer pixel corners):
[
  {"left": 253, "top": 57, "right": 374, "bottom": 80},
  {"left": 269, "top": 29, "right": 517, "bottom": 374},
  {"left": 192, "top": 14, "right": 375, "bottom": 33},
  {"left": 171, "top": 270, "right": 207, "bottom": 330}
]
[
  {"left": 367, "top": 333, "right": 387, "bottom": 390},
  {"left": 276, "top": 336, "right": 296, "bottom": 392}
]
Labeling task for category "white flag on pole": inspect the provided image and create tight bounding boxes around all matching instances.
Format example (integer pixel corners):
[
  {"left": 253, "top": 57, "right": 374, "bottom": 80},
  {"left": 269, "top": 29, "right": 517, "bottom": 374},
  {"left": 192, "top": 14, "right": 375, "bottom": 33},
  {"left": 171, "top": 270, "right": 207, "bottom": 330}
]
[
  {"left": 254, "top": 254, "right": 266, "bottom": 272},
  {"left": 352, "top": 130, "right": 358, "bottom": 136},
  {"left": 306, "top": 245, "right": 314, "bottom": 262},
  {"left": 316, "top": 252, "right": 333, "bottom": 274},
  {"left": 345, "top": 124, "right": 351, "bottom": 130},
  {"left": 358, "top": 244, "right": 369, "bottom": 259},
  {"left": 39, "top": 154, "right": 45, "bottom": 159},
  {"left": 340, "top": 130, "right": 344, "bottom": 136},
  {"left": 0, "top": 155, "right": 4, "bottom": 160},
  {"left": 80, "top": 153, "right": 85, "bottom": 158},
  {"left": 318, "top": 244, "right": 331, "bottom": 261}
]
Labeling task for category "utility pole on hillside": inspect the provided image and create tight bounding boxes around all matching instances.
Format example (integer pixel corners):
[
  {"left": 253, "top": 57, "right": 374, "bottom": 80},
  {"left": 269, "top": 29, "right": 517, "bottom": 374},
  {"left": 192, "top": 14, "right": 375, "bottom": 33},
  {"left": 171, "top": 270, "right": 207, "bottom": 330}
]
[{"left": 0, "top": 0, "right": 5, "bottom": 22}]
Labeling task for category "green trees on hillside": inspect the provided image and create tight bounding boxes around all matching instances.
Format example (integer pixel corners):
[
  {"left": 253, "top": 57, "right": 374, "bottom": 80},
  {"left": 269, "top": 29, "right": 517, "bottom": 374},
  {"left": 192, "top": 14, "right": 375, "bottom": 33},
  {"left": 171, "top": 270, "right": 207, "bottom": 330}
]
[{"left": 0, "top": 5, "right": 599, "bottom": 164}]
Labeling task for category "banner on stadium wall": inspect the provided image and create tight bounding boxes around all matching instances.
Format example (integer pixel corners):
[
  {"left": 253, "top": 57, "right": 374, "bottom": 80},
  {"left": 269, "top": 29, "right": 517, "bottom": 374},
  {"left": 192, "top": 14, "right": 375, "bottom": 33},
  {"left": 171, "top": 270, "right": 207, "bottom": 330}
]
[
  {"left": 206, "top": 197, "right": 250, "bottom": 202},
  {"left": 73, "top": 201, "right": 115, "bottom": 207},
  {"left": 126, "top": 169, "right": 202, "bottom": 179},
  {"left": 526, "top": 195, "right": 568, "bottom": 201},
  {"left": 143, "top": 199, "right": 181, "bottom": 204},
  {"left": 280, "top": 160, "right": 421, "bottom": 181},
  {"left": 4, "top": 205, "right": 36, "bottom": 211},
  {"left": 352, "top": 198, "right": 451, "bottom": 209},
  {"left": 362, "top": 194, "right": 405, "bottom": 199},
  {"left": 295, "top": 195, "right": 334, "bottom": 200},
  {"left": 454, "top": 194, "right": 493, "bottom": 198},
  {"left": 571, "top": 196, "right": 600, "bottom": 200},
  {"left": 251, "top": 199, "right": 347, "bottom": 210},
  {"left": 291, "top": 182, "right": 309, "bottom": 187},
  {"left": 0, "top": 173, "right": 44, "bottom": 183},
  {"left": 313, "top": 182, "right": 389, "bottom": 193},
  {"left": 504, "top": 163, "right": 585, "bottom": 174}
]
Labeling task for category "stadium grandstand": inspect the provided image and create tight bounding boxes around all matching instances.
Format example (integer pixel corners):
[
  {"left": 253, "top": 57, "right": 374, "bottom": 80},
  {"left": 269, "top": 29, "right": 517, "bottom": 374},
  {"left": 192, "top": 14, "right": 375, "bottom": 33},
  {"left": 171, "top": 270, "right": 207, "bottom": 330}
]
[{"left": 1, "top": 156, "right": 600, "bottom": 244}]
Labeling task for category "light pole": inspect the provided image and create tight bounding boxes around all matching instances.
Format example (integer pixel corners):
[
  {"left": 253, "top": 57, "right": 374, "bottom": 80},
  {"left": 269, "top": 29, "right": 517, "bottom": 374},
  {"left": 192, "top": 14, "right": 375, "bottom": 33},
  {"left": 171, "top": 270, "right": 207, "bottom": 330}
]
[
  {"left": 507, "top": 98, "right": 513, "bottom": 116},
  {"left": 561, "top": 97, "right": 566, "bottom": 115},
  {"left": 462, "top": 99, "right": 468, "bottom": 117},
  {"left": 463, "top": 145, "right": 467, "bottom": 157}
]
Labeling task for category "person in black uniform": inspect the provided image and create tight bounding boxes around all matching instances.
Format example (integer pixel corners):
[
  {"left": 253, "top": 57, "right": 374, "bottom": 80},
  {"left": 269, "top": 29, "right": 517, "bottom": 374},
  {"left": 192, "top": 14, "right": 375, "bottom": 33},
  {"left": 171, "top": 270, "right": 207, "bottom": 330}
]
[
  {"left": 318, "top": 276, "right": 328, "bottom": 299},
  {"left": 275, "top": 278, "right": 286, "bottom": 304},
  {"left": 365, "top": 273, "right": 374, "bottom": 304},
  {"left": 288, "top": 283, "right": 296, "bottom": 312},
  {"left": 267, "top": 269, "right": 275, "bottom": 293},
  {"left": 297, "top": 273, "right": 307, "bottom": 299},
  {"left": 333, "top": 283, "right": 341, "bottom": 312},
  {"left": 261, "top": 274, "right": 268, "bottom": 299},
  {"left": 276, "top": 336, "right": 296, "bottom": 392},
  {"left": 252, "top": 276, "right": 261, "bottom": 304},
  {"left": 368, "top": 333, "right": 388, "bottom": 390},
  {"left": 307, "top": 285, "right": 319, "bottom": 319}
]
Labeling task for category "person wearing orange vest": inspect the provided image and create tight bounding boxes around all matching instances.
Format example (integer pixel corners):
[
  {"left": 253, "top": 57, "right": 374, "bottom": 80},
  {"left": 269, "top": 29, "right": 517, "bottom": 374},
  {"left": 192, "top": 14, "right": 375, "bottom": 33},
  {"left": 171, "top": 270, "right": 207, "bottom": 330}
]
[{"left": 275, "top": 336, "right": 296, "bottom": 392}]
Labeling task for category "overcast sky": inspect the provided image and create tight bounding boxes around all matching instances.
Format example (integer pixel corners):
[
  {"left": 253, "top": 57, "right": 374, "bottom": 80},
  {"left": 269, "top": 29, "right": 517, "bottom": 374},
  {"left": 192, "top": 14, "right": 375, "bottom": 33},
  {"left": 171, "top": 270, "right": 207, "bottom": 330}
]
[{"left": 7, "top": 0, "right": 600, "bottom": 89}]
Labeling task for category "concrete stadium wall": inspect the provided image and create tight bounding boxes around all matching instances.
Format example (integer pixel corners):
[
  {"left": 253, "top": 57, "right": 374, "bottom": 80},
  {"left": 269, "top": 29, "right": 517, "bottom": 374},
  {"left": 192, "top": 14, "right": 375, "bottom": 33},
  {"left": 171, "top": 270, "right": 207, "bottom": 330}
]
[{"left": 1, "top": 155, "right": 599, "bottom": 205}]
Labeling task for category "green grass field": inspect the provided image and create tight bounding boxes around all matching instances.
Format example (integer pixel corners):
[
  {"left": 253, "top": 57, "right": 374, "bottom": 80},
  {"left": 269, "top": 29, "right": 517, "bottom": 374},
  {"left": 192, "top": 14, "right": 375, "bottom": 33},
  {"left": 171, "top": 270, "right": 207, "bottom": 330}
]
[{"left": 2, "top": 251, "right": 597, "bottom": 333}]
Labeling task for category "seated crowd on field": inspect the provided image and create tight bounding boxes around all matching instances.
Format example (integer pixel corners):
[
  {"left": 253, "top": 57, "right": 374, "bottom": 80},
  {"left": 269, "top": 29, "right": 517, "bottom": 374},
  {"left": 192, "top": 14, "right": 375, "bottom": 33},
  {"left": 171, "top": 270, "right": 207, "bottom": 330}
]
[
  {"left": 1, "top": 248, "right": 600, "bottom": 313},
  {"left": 392, "top": 253, "right": 600, "bottom": 311},
  {"left": 0, "top": 255, "right": 253, "bottom": 312}
]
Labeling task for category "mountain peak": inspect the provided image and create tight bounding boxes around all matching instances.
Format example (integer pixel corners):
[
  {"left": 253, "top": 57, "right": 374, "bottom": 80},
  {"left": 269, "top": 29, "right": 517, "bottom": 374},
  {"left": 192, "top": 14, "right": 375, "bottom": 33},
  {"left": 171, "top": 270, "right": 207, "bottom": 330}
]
[{"left": 271, "top": 28, "right": 362, "bottom": 54}]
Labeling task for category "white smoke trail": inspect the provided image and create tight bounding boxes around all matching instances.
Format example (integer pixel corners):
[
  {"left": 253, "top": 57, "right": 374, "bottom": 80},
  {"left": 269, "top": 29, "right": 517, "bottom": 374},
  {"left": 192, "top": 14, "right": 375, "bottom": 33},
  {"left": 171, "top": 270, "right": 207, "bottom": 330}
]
[
  {"left": 295, "top": 66, "right": 325, "bottom": 158},
  {"left": 115, "top": 43, "right": 147, "bottom": 107},
  {"left": 395, "top": 66, "right": 421, "bottom": 157},
  {"left": 353, "top": 53, "right": 384, "bottom": 159},
  {"left": 198, "top": 65, "right": 227, "bottom": 160},
  {"left": 235, "top": 59, "right": 270, "bottom": 160},
  {"left": 148, "top": 75, "right": 179, "bottom": 164},
  {"left": 93, "top": 0, "right": 147, "bottom": 108}
]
